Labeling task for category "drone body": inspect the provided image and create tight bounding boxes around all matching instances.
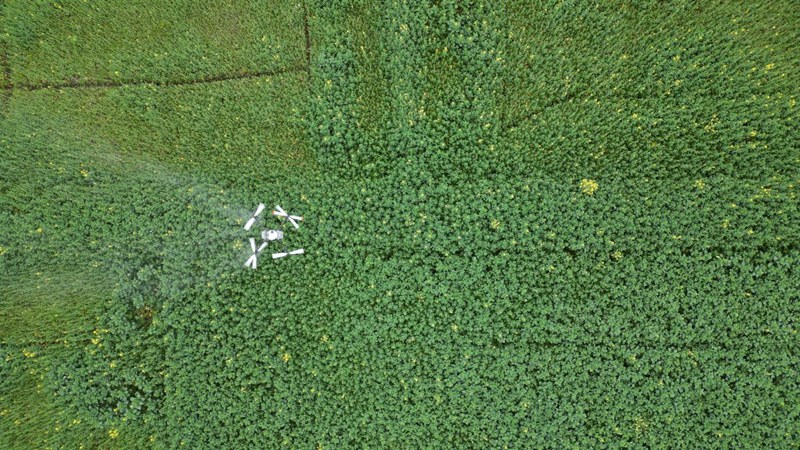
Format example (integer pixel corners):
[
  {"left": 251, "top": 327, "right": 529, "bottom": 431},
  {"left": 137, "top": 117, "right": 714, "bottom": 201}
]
[
  {"left": 262, "top": 229, "right": 283, "bottom": 241},
  {"left": 243, "top": 204, "right": 304, "bottom": 269}
]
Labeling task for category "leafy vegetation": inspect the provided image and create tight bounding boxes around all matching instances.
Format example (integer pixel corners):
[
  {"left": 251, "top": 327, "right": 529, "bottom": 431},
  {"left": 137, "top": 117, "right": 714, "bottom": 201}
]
[{"left": 2, "top": 0, "right": 799, "bottom": 448}]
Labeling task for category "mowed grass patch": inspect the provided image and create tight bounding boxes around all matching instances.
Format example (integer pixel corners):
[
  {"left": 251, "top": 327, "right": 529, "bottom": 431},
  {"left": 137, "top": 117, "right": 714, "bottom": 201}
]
[
  {"left": 501, "top": 0, "right": 799, "bottom": 118},
  {"left": 500, "top": 0, "right": 799, "bottom": 181},
  {"left": 0, "top": 344, "right": 157, "bottom": 449},
  {"left": 1, "top": 70, "right": 314, "bottom": 188},
  {"left": 3, "top": 0, "right": 307, "bottom": 86},
  {"left": 0, "top": 268, "right": 110, "bottom": 346},
  {"left": 502, "top": 95, "right": 798, "bottom": 183}
]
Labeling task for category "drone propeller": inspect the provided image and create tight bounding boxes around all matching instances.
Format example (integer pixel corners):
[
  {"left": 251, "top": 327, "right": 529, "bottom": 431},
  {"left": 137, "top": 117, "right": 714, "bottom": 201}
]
[
  {"left": 245, "top": 237, "right": 269, "bottom": 269},
  {"left": 272, "top": 205, "right": 303, "bottom": 229},
  {"left": 244, "top": 203, "right": 266, "bottom": 231},
  {"left": 272, "top": 249, "right": 304, "bottom": 259}
]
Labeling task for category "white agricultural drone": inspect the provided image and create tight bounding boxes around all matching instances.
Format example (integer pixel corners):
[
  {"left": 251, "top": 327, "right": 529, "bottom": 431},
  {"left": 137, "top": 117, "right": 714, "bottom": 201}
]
[{"left": 243, "top": 203, "right": 304, "bottom": 269}]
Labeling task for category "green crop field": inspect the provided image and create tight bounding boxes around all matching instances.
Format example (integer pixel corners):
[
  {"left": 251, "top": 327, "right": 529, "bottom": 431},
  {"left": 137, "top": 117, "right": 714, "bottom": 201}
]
[{"left": 1, "top": 0, "right": 798, "bottom": 448}]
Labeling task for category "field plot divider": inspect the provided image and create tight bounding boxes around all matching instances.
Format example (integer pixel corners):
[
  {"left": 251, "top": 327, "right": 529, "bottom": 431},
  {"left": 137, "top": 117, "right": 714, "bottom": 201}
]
[{"left": 2, "top": 64, "right": 308, "bottom": 92}]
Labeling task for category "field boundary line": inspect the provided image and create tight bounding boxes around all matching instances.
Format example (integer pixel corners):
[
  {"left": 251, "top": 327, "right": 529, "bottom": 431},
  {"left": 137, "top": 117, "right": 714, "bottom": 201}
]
[{"left": 2, "top": 64, "right": 307, "bottom": 92}]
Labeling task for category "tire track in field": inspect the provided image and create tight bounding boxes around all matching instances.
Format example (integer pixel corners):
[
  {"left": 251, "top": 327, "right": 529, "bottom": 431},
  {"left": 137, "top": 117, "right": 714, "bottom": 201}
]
[{"left": 2, "top": 64, "right": 307, "bottom": 92}]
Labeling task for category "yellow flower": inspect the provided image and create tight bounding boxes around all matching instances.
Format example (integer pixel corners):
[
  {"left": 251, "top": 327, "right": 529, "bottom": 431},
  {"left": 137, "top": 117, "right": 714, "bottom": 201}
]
[
  {"left": 109, "top": 428, "right": 119, "bottom": 439},
  {"left": 281, "top": 353, "right": 291, "bottom": 363},
  {"left": 634, "top": 417, "right": 649, "bottom": 433},
  {"left": 490, "top": 219, "right": 501, "bottom": 230},
  {"left": 580, "top": 179, "right": 599, "bottom": 195}
]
